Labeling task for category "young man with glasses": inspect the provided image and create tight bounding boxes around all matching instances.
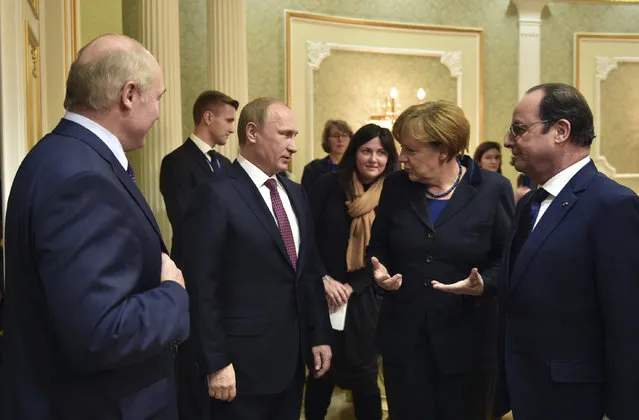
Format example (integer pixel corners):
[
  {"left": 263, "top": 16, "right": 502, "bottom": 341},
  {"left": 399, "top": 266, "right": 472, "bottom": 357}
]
[{"left": 496, "top": 83, "right": 639, "bottom": 420}]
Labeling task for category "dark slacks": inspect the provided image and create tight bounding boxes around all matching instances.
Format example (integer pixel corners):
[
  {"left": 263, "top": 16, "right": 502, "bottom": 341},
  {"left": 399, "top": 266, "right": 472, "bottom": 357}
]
[
  {"left": 210, "top": 369, "right": 304, "bottom": 420},
  {"left": 176, "top": 339, "right": 209, "bottom": 420},
  {"left": 382, "top": 329, "right": 495, "bottom": 420}
]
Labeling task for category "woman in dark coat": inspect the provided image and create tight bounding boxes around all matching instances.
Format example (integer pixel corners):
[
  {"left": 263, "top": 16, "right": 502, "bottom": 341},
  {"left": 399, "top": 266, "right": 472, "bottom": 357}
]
[
  {"left": 301, "top": 119, "right": 353, "bottom": 193},
  {"left": 304, "top": 124, "right": 398, "bottom": 420},
  {"left": 370, "top": 101, "right": 515, "bottom": 420}
]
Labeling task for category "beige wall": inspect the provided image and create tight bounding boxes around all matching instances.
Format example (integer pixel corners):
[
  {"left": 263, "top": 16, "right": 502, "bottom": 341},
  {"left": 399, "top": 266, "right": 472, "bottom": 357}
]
[{"left": 80, "top": 0, "right": 123, "bottom": 45}]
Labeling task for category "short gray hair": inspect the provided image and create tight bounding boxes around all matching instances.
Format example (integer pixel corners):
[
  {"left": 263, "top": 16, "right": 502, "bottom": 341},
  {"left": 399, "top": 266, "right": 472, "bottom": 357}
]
[{"left": 64, "top": 46, "right": 155, "bottom": 111}]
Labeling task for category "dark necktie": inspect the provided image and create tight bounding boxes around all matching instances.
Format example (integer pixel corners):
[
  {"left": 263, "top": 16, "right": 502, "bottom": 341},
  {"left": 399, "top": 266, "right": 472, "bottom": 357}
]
[
  {"left": 264, "top": 178, "right": 297, "bottom": 270},
  {"left": 207, "top": 150, "right": 221, "bottom": 173},
  {"left": 510, "top": 187, "right": 549, "bottom": 270},
  {"left": 126, "top": 162, "right": 136, "bottom": 184}
]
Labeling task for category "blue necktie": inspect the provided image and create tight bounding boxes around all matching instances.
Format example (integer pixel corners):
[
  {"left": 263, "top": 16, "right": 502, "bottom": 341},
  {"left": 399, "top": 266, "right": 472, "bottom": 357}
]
[
  {"left": 510, "top": 188, "right": 549, "bottom": 269},
  {"left": 207, "top": 150, "right": 222, "bottom": 174},
  {"left": 126, "top": 162, "right": 136, "bottom": 184}
]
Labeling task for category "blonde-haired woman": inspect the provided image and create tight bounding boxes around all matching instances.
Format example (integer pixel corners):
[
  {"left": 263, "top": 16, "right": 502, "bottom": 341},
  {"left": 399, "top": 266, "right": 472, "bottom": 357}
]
[{"left": 369, "top": 101, "right": 514, "bottom": 419}]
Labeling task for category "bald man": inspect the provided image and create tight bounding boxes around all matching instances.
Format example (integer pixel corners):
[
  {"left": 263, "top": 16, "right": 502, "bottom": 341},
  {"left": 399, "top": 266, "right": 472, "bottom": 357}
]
[{"left": 0, "top": 35, "right": 189, "bottom": 420}]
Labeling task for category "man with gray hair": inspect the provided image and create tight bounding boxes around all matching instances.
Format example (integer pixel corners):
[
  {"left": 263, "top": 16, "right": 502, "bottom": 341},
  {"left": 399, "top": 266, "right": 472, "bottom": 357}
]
[{"left": 0, "top": 34, "right": 189, "bottom": 420}]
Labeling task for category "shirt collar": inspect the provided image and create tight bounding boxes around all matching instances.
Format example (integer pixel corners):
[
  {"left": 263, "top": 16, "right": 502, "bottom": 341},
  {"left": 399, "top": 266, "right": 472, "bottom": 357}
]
[
  {"left": 63, "top": 111, "right": 128, "bottom": 170},
  {"left": 190, "top": 133, "right": 214, "bottom": 156},
  {"left": 541, "top": 156, "right": 591, "bottom": 197},
  {"left": 237, "top": 154, "right": 277, "bottom": 189}
]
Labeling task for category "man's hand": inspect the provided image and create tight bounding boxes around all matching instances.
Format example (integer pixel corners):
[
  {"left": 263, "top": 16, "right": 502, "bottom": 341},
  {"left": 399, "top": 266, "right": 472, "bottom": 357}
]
[
  {"left": 323, "top": 276, "right": 352, "bottom": 307},
  {"left": 371, "top": 257, "right": 402, "bottom": 291},
  {"left": 431, "top": 267, "right": 484, "bottom": 296},
  {"left": 207, "top": 363, "right": 236, "bottom": 401},
  {"left": 161, "top": 253, "right": 185, "bottom": 288},
  {"left": 311, "top": 345, "right": 332, "bottom": 378}
]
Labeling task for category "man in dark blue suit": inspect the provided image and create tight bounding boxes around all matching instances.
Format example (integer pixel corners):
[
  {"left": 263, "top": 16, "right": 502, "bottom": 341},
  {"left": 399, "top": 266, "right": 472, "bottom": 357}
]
[
  {"left": 0, "top": 34, "right": 190, "bottom": 420},
  {"left": 182, "top": 97, "right": 333, "bottom": 420},
  {"left": 497, "top": 83, "right": 639, "bottom": 420}
]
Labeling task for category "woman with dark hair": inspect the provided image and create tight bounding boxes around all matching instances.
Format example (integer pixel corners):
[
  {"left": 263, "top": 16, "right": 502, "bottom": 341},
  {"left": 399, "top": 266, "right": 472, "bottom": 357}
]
[
  {"left": 304, "top": 123, "right": 398, "bottom": 420},
  {"left": 473, "top": 141, "right": 503, "bottom": 174},
  {"left": 369, "top": 101, "right": 514, "bottom": 419},
  {"left": 301, "top": 119, "right": 353, "bottom": 192}
]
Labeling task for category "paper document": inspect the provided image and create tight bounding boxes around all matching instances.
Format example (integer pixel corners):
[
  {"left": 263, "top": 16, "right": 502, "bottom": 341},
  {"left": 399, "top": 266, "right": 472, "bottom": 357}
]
[{"left": 329, "top": 302, "right": 348, "bottom": 331}]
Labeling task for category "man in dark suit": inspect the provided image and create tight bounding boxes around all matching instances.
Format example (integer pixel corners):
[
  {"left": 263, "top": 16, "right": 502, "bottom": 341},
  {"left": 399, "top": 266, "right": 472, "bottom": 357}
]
[
  {"left": 182, "top": 97, "right": 333, "bottom": 420},
  {"left": 496, "top": 83, "right": 639, "bottom": 420},
  {"left": 0, "top": 34, "right": 189, "bottom": 420},
  {"left": 160, "top": 90, "right": 238, "bottom": 268}
]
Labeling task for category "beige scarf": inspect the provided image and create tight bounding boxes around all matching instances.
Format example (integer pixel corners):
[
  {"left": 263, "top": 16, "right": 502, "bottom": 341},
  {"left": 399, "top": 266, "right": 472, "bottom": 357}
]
[{"left": 345, "top": 172, "right": 384, "bottom": 272}]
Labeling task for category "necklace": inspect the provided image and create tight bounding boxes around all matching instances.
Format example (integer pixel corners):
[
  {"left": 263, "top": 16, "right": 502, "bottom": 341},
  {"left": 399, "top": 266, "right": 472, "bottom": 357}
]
[{"left": 425, "top": 157, "right": 462, "bottom": 199}]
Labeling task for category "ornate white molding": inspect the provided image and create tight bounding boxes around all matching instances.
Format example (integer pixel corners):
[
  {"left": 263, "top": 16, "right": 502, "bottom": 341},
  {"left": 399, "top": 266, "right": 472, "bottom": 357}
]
[
  {"left": 306, "top": 41, "right": 331, "bottom": 70},
  {"left": 595, "top": 56, "right": 619, "bottom": 80},
  {"left": 441, "top": 51, "right": 462, "bottom": 78}
]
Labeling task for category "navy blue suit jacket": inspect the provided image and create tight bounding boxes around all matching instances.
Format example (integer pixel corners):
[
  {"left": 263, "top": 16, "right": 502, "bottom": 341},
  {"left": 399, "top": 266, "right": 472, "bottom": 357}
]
[
  {"left": 182, "top": 161, "right": 332, "bottom": 396},
  {"left": 498, "top": 161, "right": 639, "bottom": 420},
  {"left": 0, "top": 119, "right": 190, "bottom": 420}
]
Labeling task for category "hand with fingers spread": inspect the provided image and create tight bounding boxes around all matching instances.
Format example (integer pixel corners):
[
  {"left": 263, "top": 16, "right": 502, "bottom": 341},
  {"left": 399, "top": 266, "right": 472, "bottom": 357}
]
[
  {"left": 371, "top": 256, "right": 403, "bottom": 291},
  {"left": 311, "top": 345, "right": 332, "bottom": 378},
  {"left": 431, "top": 267, "right": 484, "bottom": 296},
  {"left": 323, "top": 276, "right": 352, "bottom": 307},
  {"left": 207, "top": 363, "right": 237, "bottom": 401}
]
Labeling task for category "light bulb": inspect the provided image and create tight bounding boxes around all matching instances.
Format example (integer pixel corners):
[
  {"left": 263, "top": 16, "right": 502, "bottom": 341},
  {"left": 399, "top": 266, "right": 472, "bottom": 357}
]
[
  {"left": 389, "top": 87, "right": 398, "bottom": 99},
  {"left": 417, "top": 88, "right": 426, "bottom": 101}
]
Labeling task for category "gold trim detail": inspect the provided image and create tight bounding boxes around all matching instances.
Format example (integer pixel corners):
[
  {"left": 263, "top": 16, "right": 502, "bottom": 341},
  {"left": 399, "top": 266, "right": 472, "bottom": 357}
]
[
  {"left": 24, "top": 21, "right": 42, "bottom": 150},
  {"left": 27, "top": 0, "right": 39, "bottom": 19},
  {"left": 575, "top": 33, "right": 639, "bottom": 89}
]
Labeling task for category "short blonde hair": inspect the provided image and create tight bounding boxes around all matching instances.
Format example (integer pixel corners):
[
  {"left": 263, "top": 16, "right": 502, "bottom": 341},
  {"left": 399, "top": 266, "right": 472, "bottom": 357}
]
[
  {"left": 392, "top": 100, "right": 470, "bottom": 160},
  {"left": 64, "top": 37, "right": 155, "bottom": 111},
  {"left": 237, "top": 97, "right": 282, "bottom": 146}
]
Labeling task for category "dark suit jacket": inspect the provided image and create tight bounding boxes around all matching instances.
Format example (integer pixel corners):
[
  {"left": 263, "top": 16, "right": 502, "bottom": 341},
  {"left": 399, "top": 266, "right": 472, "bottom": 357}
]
[
  {"left": 301, "top": 156, "right": 335, "bottom": 193},
  {"left": 0, "top": 119, "right": 190, "bottom": 420},
  {"left": 497, "top": 161, "right": 639, "bottom": 420},
  {"left": 182, "top": 161, "right": 332, "bottom": 396},
  {"left": 160, "top": 138, "right": 231, "bottom": 267},
  {"left": 367, "top": 157, "right": 514, "bottom": 374}
]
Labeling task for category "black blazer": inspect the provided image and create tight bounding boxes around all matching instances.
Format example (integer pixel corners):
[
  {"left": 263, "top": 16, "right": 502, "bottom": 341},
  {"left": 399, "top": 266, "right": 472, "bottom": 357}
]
[
  {"left": 301, "top": 156, "right": 335, "bottom": 193},
  {"left": 497, "top": 162, "right": 639, "bottom": 420},
  {"left": 181, "top": 161, "right": 332, "bottom": 395},
  {"left": 368, "top": 156, "right": 514, "bottom": 374},
  {"left": 0, "top": 119, "right": 189, "bottom": 420},
  {"left": 160, "top": 138, "right": 231, "bottom": 267}
]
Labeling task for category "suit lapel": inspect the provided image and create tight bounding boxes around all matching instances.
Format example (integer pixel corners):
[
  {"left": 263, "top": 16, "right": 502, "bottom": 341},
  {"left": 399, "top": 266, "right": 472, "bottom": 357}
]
[
  {"left": 409, "top": 181, "right": 434, "bottom": 231},
  {"left": 503, "top": 191, "right": 534, "bottom": 288},
  {"left": 183, "top": 138, "right": 214, "bottom": 177},
  {"left": 53, "top": 119, "right": 167, "bottom": 251},
  {"left": 228, "top": 162, "right": 293, "bottom": 269},
  {"left": 508, "top": 162, "right": 598, "bottom": 295},
  {"left": 434, "top": 180, "right": 477, "bottom": 229}
]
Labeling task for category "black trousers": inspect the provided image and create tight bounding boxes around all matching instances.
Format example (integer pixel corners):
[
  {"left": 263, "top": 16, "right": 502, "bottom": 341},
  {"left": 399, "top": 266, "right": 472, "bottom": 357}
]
[
  {"left": 382, "top": 331, "right": 495, "bottom": 420},
  {"left": 210, "top": 369, "right": 304, "bottom": 420},
  {"left": 175, "top": 339, "right": 209, "bottom": 420}
]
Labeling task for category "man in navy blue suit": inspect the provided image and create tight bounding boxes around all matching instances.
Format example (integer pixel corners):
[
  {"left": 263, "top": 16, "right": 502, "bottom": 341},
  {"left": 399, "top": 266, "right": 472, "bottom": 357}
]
[
  {"left": 0, "top": 34, "right": 190, "bottom": 420},
  {"left": 497, "top": 83, "right": 639, "bottom": 420}
]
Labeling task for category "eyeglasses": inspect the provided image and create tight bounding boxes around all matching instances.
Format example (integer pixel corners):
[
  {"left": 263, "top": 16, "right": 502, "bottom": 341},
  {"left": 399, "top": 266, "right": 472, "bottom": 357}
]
[
  {"left": 508, "top": 120, "right": 550, "bottom": 137},
  {"left": 329, "top": 133, "right": 350, "bottom": 140}
]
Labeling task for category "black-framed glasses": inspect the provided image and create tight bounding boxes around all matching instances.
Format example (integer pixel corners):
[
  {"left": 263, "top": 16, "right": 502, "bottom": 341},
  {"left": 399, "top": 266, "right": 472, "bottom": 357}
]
[{"left": 509, "top": 120, "right": 550, "bottom": 137}]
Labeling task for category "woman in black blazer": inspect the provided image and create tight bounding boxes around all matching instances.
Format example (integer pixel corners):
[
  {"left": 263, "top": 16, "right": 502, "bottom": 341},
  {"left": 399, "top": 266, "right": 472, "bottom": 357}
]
[
  {"left": 369, "top": 101, "right": 514, "bottom": 420},
  {"left": 304, "top": 124, "right": 398, "bottom": 420},
  {"left": 301, "top": 119, "right": 353, "bottom": 193}
]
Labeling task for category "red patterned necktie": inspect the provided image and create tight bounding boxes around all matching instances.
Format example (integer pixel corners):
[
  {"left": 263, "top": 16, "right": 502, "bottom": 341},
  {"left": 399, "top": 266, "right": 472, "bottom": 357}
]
[{"left": 264, "top": 178, "right": 297, "bottom": 270}]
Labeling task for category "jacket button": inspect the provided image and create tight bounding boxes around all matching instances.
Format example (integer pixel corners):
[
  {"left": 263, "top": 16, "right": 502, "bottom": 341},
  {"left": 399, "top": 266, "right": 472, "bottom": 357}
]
[
  {"left": 424, "top": 280, "right": 432, "bottom": 287},
  {"left": 426, "top": 255, "right": 433, "bottom": 263},
  {"left": 427, "top": 232, "right": 434, "bottom": 239}
]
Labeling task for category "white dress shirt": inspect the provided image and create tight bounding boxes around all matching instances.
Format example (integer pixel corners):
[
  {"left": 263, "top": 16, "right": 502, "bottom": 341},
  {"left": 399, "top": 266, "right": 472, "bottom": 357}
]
[
  {"left": 190, "top": 133, "right": 218, "bottom": 172},
  {"left": 237, "top": 154, "right": 300, "bottom": 254},
  {"left": 64, "top": 111, "right": 128, "bottom": 170},
  {"left": 533, "top": 156, "right": 591, "bottom": 229}
]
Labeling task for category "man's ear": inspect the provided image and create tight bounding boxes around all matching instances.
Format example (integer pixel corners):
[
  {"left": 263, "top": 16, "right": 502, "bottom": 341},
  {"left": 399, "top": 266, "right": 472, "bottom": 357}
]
[
  {"left": 121, "top": 81, "right": 137, "bottom": 110},
  {"left": 246, "top": 122, "right": 259, "bottom": 144},
  {"left": 554, "top": 119, "right": 571, "bottom": 144}
]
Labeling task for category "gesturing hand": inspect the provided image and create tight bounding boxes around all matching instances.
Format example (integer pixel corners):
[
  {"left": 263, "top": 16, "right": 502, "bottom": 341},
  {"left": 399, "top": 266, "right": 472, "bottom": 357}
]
[
  {"left": 431, "top": 267, "right": 484, "bottom": 296},
  {"left": 207, "top": 363, "right": 236, "bottom": 401},
  {"left": 371, "top": 257, "right": 402, "bottom": 291}
]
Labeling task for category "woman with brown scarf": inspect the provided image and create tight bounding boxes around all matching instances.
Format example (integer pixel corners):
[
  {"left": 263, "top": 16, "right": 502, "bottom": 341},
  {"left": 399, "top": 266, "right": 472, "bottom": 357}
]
[{"left": 304, "top": 124, "right": 398, "bottom": 420}]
